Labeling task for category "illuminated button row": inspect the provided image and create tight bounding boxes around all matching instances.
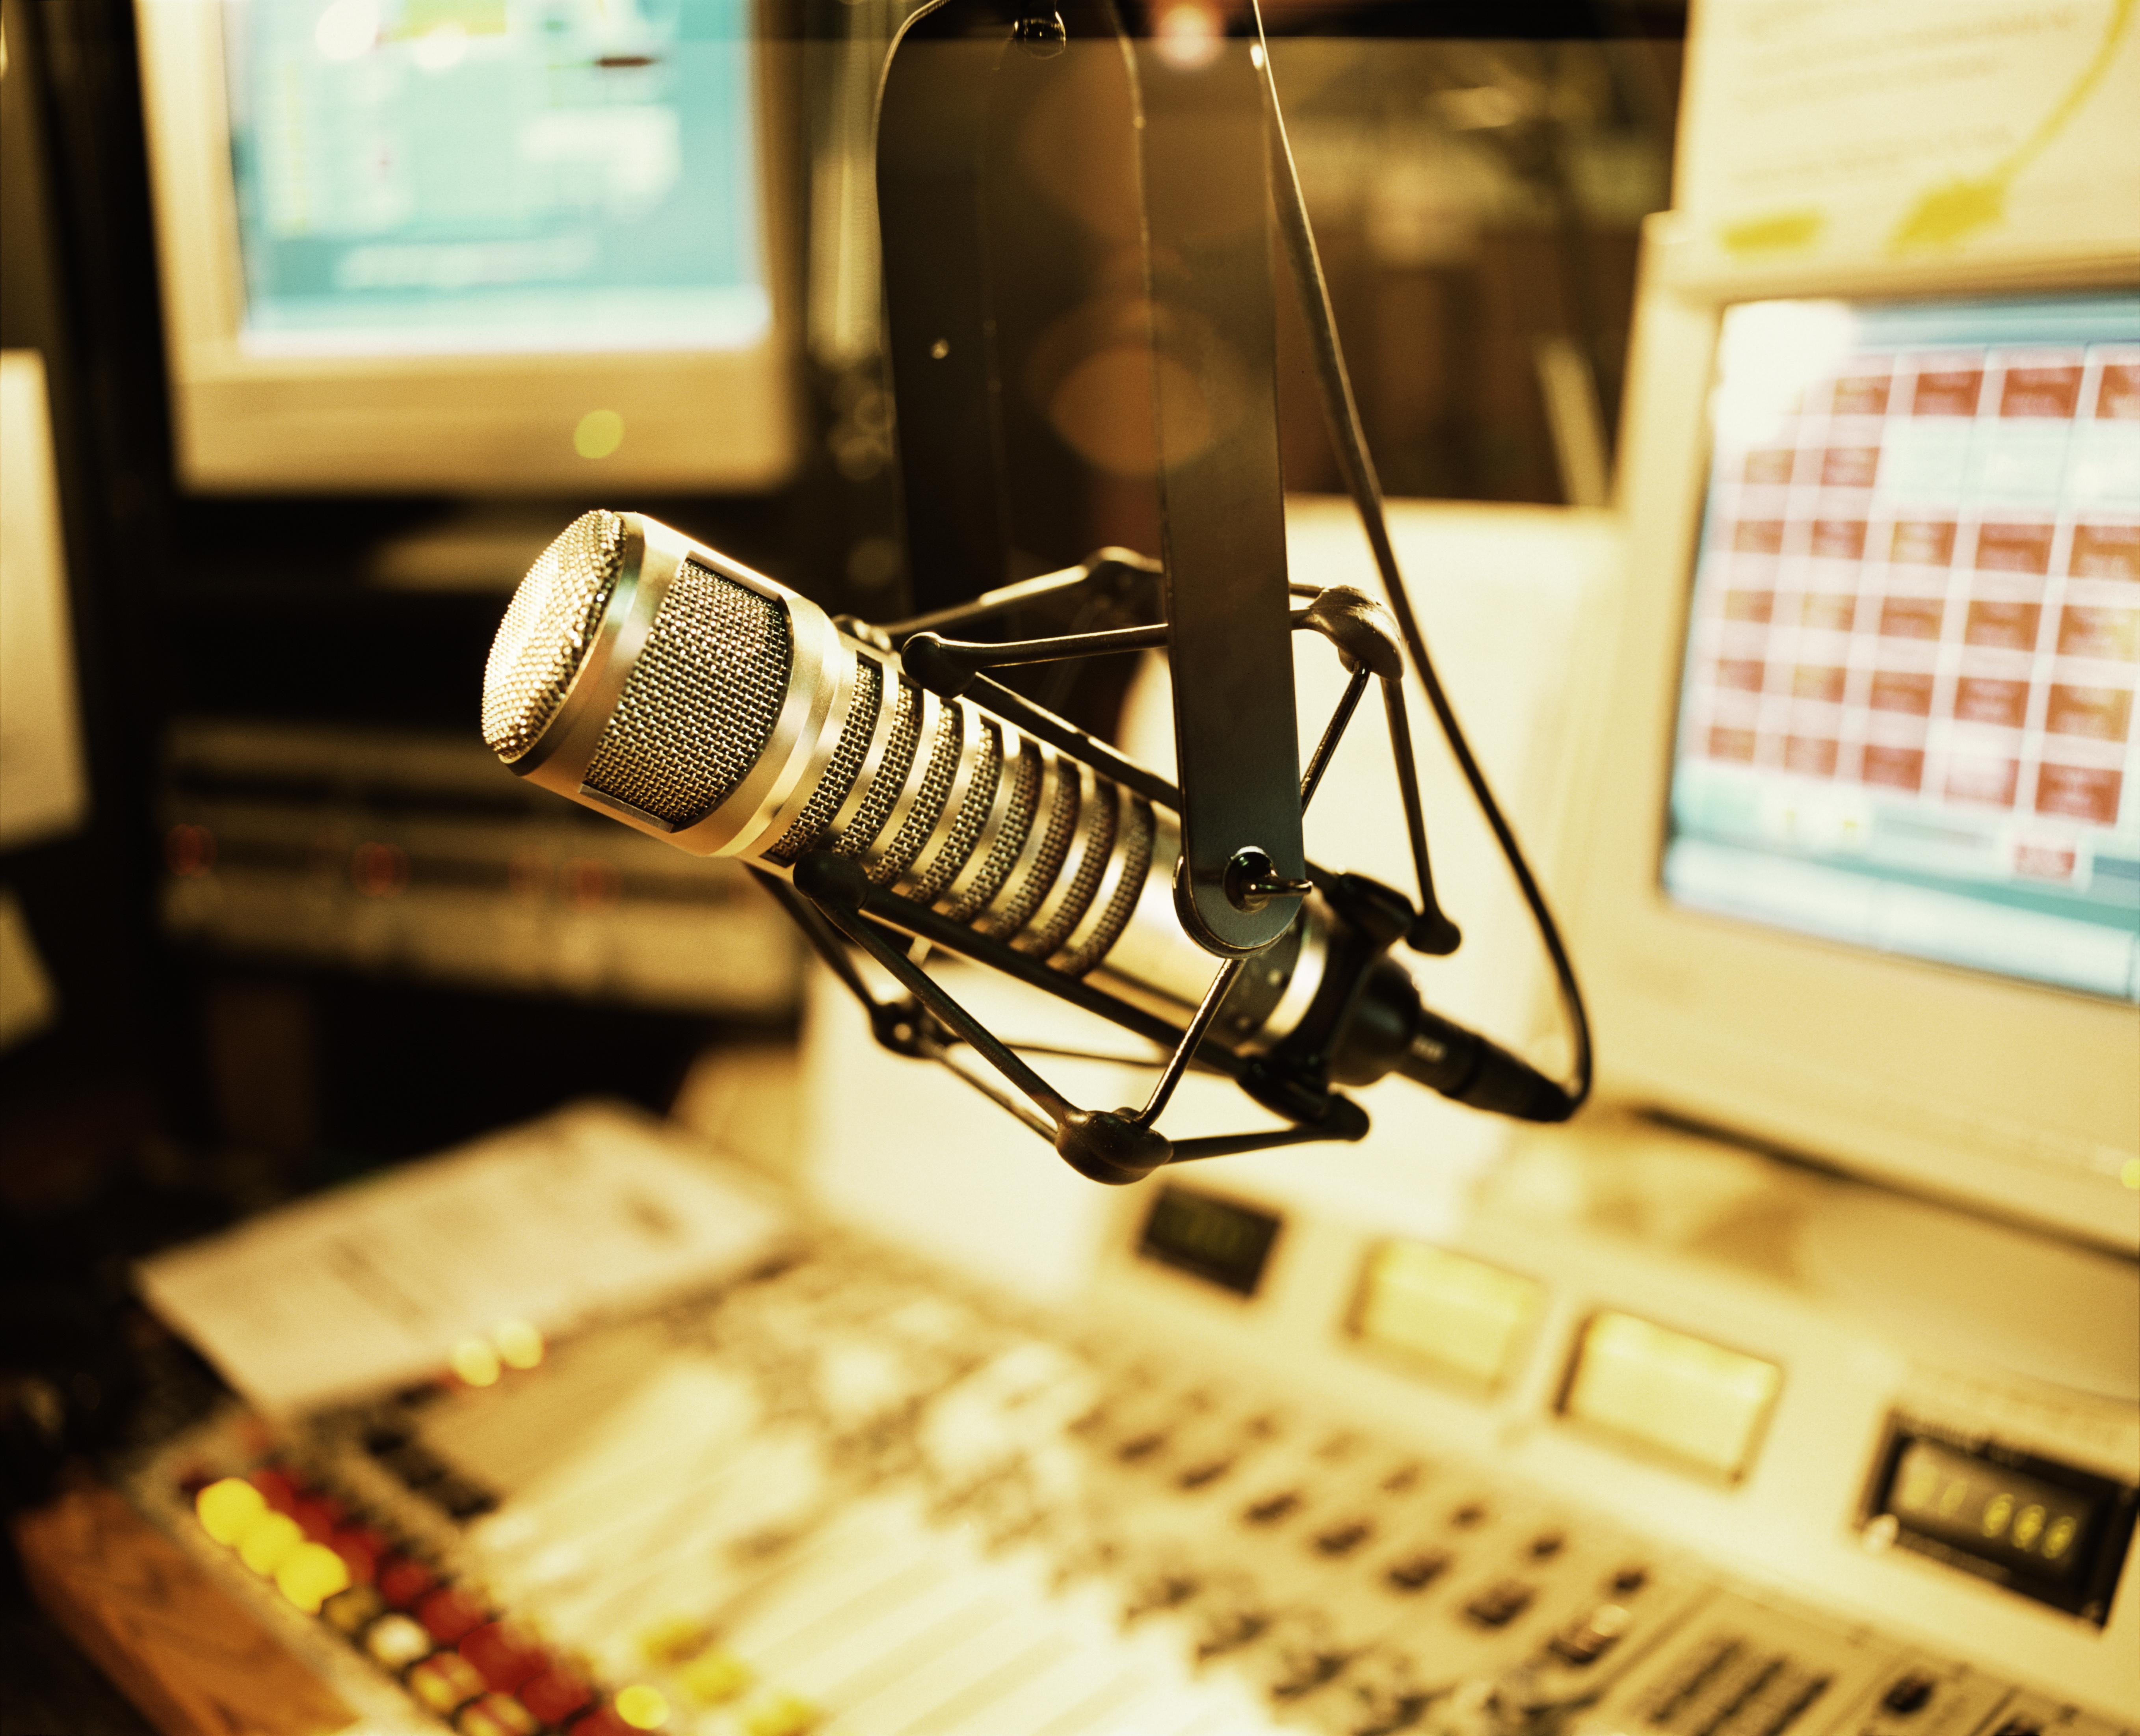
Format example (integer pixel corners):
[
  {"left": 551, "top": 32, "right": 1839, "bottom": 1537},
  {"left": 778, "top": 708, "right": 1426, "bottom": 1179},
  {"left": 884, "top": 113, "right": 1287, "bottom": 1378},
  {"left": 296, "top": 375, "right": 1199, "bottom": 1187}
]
[{"left": 191, "top": 1468, "right": 667, "bottom": 1736}]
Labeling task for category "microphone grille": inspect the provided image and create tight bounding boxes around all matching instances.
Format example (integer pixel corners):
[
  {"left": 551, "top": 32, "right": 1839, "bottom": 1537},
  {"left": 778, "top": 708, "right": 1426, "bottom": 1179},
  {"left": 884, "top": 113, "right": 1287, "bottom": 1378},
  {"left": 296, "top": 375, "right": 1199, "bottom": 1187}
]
[
  {"left": 579, "top": 555, "right": 792, "bottom": 827},
  {"left": 482, "top": 510, "right": 627, "bottom": 760}
]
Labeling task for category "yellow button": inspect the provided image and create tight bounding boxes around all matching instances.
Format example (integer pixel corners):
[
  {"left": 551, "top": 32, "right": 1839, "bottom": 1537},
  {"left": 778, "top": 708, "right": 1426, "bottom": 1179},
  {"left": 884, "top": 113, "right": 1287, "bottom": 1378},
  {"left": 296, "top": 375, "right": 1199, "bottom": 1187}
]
[
  {"left": 274, "top": 1540, "right": 351, "bottom": 1613},
  {"left": 195, "top": 1476, "right": 268, "bottom": 1546},
  {"left": 236, "top": 1511, "right": 303, "bottom": 1577},
  {"left": 615, "top": 1684, "right": 669, "bottom": 1730},
  {"left": 679, "top": 1648, "right": 754, "bottom": 1707},
  {"left": 451, "top": 1338, "right": 502, "bottom": 1387},
  {"left": 636, "top": 1615, "right": 710, "bottom": 1667},
  {"left": 494, "top": 1319, "right": 545, "bottom": 1370},
  {"left": 743, "top": 1691, "right": 820, "bottom": 1736}
]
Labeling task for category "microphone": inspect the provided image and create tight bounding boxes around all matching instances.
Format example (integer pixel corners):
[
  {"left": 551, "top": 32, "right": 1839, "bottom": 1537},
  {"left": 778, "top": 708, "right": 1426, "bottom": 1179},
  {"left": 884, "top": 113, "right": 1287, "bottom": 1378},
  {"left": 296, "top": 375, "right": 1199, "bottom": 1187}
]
[{"left": 481, "top": 511, "right": 1571, "bottom": 1134}]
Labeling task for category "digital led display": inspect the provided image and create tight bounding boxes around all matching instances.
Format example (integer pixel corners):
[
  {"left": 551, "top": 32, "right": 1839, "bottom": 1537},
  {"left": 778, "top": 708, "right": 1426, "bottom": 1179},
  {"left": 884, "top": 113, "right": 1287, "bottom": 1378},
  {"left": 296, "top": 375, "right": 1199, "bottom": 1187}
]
[
  {"left": 1136, "top": 1185, "right": 1281, "bottom": 1297},
  {"left": 1867, "top": 1419, "right": 2139, "bottom": 1623}
]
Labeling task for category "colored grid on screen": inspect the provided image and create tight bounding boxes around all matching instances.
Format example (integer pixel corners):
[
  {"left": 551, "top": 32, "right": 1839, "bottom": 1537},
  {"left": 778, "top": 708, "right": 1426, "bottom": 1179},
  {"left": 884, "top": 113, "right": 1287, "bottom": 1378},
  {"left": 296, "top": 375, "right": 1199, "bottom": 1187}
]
[
  {"left": 1665, "top": 294, "right": 2140, "bottom": 1000},
  {"left": 1682, "top": 342, "right": 2138, "bottom": 827}
]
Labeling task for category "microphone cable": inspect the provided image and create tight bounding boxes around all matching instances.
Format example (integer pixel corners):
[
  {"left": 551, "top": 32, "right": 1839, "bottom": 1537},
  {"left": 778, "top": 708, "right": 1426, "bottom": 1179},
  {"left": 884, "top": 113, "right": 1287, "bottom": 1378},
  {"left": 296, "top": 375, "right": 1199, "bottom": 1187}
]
[{"left": 1247, "top": 2, "right": 1595, "bottom": 1115}]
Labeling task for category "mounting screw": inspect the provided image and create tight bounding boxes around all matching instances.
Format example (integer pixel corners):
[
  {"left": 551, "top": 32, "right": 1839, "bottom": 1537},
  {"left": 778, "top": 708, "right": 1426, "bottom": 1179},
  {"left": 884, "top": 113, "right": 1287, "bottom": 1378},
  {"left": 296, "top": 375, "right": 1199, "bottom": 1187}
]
[
  {"left": 1012, "top": 10, "right": 1067, "bottom": 55},
  {"left": 1224, "top": 847, "right": 1312, "bottom": 914}
]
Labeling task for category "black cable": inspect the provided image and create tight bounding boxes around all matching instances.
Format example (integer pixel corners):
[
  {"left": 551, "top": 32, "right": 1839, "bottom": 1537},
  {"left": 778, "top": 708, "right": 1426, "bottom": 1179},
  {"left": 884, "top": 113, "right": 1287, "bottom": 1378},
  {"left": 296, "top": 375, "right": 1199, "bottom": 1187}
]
[{"left": 1248, "top": 4, "right": 1593, "bottom": 1110}]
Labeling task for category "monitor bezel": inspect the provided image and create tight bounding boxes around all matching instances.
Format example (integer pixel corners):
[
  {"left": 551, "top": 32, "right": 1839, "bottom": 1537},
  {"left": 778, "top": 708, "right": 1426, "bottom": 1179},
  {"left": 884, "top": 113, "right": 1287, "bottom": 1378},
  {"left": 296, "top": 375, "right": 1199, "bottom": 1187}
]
[
  {"left": 1571, "top": 217, "right": 2140, "bottom": 1254},
  {"left": 134, "top": 0, "right": 800, "bottom": 495}
]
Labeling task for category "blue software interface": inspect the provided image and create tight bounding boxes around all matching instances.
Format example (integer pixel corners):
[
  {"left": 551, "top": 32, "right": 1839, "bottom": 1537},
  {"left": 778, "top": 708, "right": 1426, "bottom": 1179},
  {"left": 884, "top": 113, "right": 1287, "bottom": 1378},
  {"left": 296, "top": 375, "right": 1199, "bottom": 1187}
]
[
  {"left": 221, "top": 0, "right": 764, "bottom": 354},
  {"left": 1666, "top": 294, "right": 2140, "bottom": 1001}
]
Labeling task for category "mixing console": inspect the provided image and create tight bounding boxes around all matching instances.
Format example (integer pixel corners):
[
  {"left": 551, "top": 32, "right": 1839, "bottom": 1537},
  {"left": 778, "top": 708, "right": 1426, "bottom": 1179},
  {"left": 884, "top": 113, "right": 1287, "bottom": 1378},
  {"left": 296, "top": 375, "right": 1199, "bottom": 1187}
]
[{"left": 136, "top": 1186, "right": 2135, "bottom": 1736}]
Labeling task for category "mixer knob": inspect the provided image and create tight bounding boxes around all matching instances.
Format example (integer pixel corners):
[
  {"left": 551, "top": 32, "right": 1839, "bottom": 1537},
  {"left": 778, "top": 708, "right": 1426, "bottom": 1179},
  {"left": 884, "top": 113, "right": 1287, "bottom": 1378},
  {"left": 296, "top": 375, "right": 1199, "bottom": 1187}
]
[
  {"left": 1122, "top": 1569, "right": 1199, "bottom": 1620},
  {"left": 1385, "top": 1548, "right": 1453, "bottom": 1591},
  {"left": 1882, "top": 1673, "right": 1937, "bottom": 1714},
  {"left": 1461, "top": 1580, "right": 1535, "bottom": 1628},
  {"left": 1546, "top": 1601, "right": 1632, "bottom": 1667},
  {"left": 1313, "top": 1518, "right": 1375, "bottom": 1558},
  {"left": 1194, "top": 1603, "right": 1271, "bottom": 1660}
]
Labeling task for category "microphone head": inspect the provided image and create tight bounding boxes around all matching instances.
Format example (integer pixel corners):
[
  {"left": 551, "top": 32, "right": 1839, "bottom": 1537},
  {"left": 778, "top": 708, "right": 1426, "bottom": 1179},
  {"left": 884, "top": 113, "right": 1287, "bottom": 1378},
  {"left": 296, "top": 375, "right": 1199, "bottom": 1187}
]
[
  {"left": 480, "top": 509, "right": 628, "bottom": 763},
  {"left": 480, "top": 509, "right": 846, "bottom": 857}
]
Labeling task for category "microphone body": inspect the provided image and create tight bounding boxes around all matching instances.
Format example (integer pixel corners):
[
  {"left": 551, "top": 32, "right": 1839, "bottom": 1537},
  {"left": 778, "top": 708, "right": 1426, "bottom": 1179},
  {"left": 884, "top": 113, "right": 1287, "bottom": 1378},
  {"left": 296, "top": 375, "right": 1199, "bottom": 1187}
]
[{"left": 481, "top": 511, "right": 1567, "bottom": 1118}]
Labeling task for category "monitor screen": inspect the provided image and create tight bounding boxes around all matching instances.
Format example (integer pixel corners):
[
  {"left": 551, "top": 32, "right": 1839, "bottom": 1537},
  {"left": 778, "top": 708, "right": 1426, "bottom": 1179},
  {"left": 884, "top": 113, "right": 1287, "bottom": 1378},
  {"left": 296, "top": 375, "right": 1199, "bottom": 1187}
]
[
  {"left": 218, "top": 0, "right": 766, "bottom": 359},
  {"left": 1664, "top": 293, "right": 2140, "bottom": 1002}
]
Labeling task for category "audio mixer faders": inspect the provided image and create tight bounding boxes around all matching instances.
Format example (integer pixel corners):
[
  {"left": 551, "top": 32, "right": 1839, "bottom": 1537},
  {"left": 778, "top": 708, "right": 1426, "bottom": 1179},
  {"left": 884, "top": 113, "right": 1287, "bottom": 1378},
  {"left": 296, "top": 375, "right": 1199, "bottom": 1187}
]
[{"left": 136, "top": 1187, "right": 2134, "bottom": 1736}]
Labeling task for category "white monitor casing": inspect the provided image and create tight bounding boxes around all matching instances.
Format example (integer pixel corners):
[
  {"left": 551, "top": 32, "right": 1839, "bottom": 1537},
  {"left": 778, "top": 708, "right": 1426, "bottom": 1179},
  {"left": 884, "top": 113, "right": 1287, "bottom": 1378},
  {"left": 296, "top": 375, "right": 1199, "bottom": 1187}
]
[
  {"left": 133, "top": 1, "right": 798, "bottom": 495},
  {"left": 1573, "top": 219, "right": 2140, "bottom": 1255}
]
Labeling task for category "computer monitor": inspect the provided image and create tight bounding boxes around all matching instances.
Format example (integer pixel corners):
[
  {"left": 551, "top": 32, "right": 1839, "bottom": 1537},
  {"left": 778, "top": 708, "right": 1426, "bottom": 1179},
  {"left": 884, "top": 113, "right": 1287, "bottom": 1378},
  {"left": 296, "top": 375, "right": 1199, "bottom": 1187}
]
[
  {"left": 134, "top": 0, "right": 796, "bottom": 494},
  {"left": 1575, "top": 220, "right": 2140, "bottom": 1254}
]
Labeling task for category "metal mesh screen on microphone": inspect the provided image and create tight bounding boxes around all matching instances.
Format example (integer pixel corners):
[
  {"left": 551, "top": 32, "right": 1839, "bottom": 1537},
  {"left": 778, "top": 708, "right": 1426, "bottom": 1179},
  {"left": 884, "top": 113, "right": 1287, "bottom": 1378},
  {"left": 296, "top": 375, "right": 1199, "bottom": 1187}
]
[
  {"left": 483, "top": 511, "right": 1160, "bottom": 982},
  {"left": 836, "top": 680, "right": 923, "bottom": 858},
  {"left": 765, "top": 658, "right": 884, "bottom": 864},
  {"left": 581, "top": 558, "right": 793, "bottom": 827},
  {"left": 480, "top": 509, "right": 625, "bottom": 760},
  {"left": 941, "top": 738, "right": 1040, "bottom": 924},
  {"left": 869, "top": 702, "right": 962, "bottom": 885}
]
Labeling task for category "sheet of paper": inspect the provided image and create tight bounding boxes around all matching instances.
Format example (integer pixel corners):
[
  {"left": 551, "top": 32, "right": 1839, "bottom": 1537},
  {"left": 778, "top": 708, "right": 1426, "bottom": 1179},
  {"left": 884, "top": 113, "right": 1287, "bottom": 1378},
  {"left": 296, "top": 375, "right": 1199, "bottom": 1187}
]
[
  {"left": 1678, "top": 0, "right": 2140, "bottom": 271},
  {"left": 0, "top": 349, "right": 91, "bottom": 849},
  {"left": 137, "top": 1101, "right": 792, "bottom": 1416}
]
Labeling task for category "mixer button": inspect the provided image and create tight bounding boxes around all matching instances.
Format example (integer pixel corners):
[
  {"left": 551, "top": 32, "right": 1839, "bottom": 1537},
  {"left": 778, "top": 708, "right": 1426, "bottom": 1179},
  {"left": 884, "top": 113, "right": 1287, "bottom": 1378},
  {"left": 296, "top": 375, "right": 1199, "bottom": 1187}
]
[
  {"left": 457, "top": 1692, "right": 540, "bottom": 1736},
  {"left": 677, "top": 1648, "right": 754, "bottom": 1707},
  {"left": 417, "top": 1585, "right": 490, "bottom": 1644},
  {"left": 363, "top": 1613, "right": 434, "bottom": 1671},
  {"left": 329, "top": 1524, "right": 386, "bottom": 1585},
  {"left": 195, "top": 1476, "right": 267, "bottom": 1545},
  {"left": 519, "top": 1664, "right": 595, "bottom": 1725},
  {"left": 1462, "top": 1579, "right": 1535, "bottom": 1628},
  {"left": 736, "top": 1691, "right": 821, "bottom": 1736},
  {"left": 1547, "top": 1601, "right": 1632, "bottom": 1666},
  {"left": 461, "top": 1621, "right": 546, "bottom": 1693},
  {"left": 1384, "top": 1548, "right": 1452, "bottom": 1591},
  {"left": 250, "top": 1467, "right": 301, "bottom": 1513},
  {"left": 377, "top": 1554, "right": 439, "bottom": 1610},
  {"left": 291, "top": 1494, "right": 344, "bottom": 1542},
  {"left": 1123, "top": 1570, "right": 1200, "bottom": 1619},
  {"left": 1244, "top": 1489, "right": 1303, "bottom": 1526},
  {"left": 1313, "top": 1519, "right": 1374, "bottom": 1557},
  {"left": 322, "top": 1583, "right": 385, "bottom": 1636},
  {"left": 614, "top": 1685, "right": 670, "bottom": 1730},
  {"left": 1194, "top": 1604, "right": 1270, "bottom": 1660},
  {"left": 1272, "top": 1646, "right": 1349, "bottom": 1700},
  {"left": 411, "top": 1652, "right": 488, "bottom": 1716},
  {"left": 1882, "top": 1674, "right": 1936, "bottom": 1714}
]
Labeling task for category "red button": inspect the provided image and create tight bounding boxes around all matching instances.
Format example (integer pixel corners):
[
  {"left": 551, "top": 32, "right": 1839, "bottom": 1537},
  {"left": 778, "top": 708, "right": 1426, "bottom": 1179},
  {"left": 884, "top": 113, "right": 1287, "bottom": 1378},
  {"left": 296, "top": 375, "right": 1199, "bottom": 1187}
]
[
  {"left": 519, "top": 1666, "right": 594, "bottom": 1725},
  {"left": 461, "top": 1621, "right": 545, "bottom": 1693},
  {"left": 377, "top": 1555, "right": 438, "bottom": 1610},
  {"left": 250, "top": 1467, "right": 301, "bottom": 1513},
  {"left": 291, "top": 1495, "right": 344, "bottom": 1541},
  {"left": 329, "top": 1526, "right": 385, "bottom": 1585},
  {"left": 417, "top": 1586, "right": 489, "bottom": 1645}
]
